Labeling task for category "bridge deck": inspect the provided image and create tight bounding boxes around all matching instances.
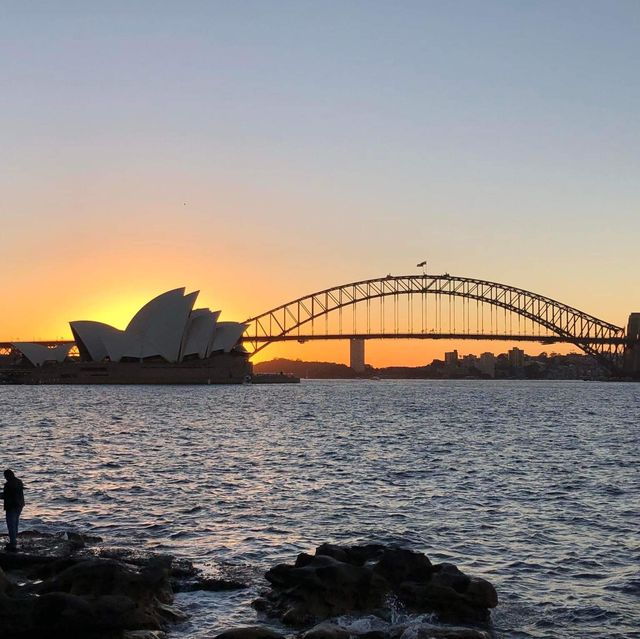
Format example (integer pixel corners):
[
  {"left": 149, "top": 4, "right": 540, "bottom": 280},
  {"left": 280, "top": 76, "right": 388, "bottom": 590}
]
[
  {"left": 0, "top": 333, "right": 628, "bottom": 352},
  {"left": 242, "top": 333, "right": 628, "bottom": 345}
]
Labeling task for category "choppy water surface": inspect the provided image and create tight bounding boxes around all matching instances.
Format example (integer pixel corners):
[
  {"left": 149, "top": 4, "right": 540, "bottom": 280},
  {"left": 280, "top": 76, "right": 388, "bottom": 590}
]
[{"left": 1, "top": 380, "right": 639, "bottom": 638}]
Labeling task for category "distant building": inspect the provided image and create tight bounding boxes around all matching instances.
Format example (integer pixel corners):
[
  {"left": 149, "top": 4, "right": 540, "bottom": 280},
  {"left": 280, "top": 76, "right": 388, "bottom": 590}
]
[
  {"left": 459, "top": 354, "right": 478, "bottom": 374},
  {"left": 508, "top": 347, "right": 525, "bottom": 368},
  {"left": 350, "top": 338, "right": 366, "bottom": 373},
  {"left": 478, "top": 352, "right": 496, "bottom": 378},
  {"left": 444, "top": 350, "right": 458, "bottom": 367}
]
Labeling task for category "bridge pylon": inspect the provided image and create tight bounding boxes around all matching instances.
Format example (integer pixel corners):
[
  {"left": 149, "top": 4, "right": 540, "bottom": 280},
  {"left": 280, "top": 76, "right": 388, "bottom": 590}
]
[
  {"left": 624, "top": 313, "right": 640, "bottom": 377},
  {"left": 350, "top": 338, "right": 366, "bottom": 373}
]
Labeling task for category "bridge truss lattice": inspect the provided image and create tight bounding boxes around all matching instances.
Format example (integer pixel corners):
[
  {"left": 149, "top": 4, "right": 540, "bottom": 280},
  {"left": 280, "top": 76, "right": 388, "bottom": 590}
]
[{"left": 243, "top": 274, "right": 627, "bottom": 373}]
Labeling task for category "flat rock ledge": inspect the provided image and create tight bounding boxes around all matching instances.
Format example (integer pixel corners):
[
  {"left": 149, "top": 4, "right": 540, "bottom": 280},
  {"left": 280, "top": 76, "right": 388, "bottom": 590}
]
[
  {"left": 214, "top": 544, "right": 497, "bottom": 639},
  {"left": 0, "top": 530, "right": 248, "bottom": 639}
]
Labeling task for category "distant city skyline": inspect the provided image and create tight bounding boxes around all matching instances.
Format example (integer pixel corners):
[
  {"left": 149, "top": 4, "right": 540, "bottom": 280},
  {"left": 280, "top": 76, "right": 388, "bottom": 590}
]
[
  {"left": 255, "top": 347, "right": 605, "bottom": 380},
  {"left": 2, "top": 1, "right": 638, "bottom": 367}
]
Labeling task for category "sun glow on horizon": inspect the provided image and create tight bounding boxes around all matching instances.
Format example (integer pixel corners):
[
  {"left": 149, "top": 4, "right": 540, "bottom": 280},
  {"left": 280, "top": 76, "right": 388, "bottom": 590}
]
[
  {"left": 1, "top": 2, "right": 638, "bottom": 367},
  {"left": 249, "top": 338, "right": 578, "bottom": 368},
  {"left": 1, "top": 262, "right": 631, "bottom": 369}
]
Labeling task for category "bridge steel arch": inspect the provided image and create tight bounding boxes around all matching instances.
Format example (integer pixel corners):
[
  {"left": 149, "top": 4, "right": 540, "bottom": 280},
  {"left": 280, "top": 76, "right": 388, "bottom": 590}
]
[{"left": 243, "top": 274, "right": 627, "bottom": 373}]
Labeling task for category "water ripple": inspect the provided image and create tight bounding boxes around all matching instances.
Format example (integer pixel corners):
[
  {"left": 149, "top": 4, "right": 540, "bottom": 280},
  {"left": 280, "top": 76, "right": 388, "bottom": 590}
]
[{"left": 1, "top": 380, "right": 639, "bottom": 638}]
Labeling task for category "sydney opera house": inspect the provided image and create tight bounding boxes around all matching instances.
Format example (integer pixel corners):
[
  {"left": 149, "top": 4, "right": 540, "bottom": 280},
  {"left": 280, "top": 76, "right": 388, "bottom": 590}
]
[{"left": 1, "top": 288, "right": 252, "bottom": 384}]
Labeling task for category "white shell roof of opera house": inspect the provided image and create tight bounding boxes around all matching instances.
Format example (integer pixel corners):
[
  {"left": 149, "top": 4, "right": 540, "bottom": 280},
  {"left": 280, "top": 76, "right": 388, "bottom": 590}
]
[{"left": 13, "top": 288, "right": 247, "bottom": 366}]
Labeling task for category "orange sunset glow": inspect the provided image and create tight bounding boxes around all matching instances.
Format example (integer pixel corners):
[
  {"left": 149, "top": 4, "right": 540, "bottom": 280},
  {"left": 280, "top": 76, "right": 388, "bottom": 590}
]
[
  {"left": 1, "top": 248, "right": 621, "bottom": 368},
  {"left": 2, "top": 2, "right": 637, "bottom": 369},
  {"left": 2, "top": 5, "right": 640, "bottom": 639}
]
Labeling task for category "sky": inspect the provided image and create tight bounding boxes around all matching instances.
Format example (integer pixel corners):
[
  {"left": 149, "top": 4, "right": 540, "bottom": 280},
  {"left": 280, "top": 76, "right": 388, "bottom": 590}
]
[{"left": 2, "top": 1, "right": 638, "bottom": 366}]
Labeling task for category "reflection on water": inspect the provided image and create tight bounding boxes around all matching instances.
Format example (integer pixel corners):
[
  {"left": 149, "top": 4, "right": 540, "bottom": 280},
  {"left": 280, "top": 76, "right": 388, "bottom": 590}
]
[{"left": 1, "top": 380, "right": 639, "bottom": 638}]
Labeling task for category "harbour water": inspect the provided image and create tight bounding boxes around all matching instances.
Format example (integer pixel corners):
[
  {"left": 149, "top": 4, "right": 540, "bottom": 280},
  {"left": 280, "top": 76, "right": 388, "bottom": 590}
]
[{"left": 1, "top": 380, "right": 638, "bottom": 638}]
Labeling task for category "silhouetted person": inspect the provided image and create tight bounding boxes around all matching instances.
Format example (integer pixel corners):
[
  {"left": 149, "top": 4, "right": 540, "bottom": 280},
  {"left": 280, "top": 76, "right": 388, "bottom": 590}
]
[{"left": 1, "top": 469, "right": 24, "bottom": 552}]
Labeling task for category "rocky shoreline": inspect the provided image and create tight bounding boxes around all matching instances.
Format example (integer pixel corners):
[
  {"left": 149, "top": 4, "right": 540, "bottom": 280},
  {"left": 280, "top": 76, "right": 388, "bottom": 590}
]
[
  {"left": 0, "top": 530, "right": 247, "bottom": 639},
  {"left": 249, "top": 543, "right": 496, "bottom": 639},
  {"left": 0, "top": 533, "right": 497, "bottom": 639}
]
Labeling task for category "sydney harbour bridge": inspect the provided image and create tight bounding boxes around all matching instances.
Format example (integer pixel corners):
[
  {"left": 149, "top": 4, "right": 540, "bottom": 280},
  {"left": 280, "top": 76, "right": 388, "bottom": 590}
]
[
  {"left": 1, "top": 273, "right": 639, "bottom": 376},
  {"left": 243, "top": 274, "right": 639, "bottom": 376}
]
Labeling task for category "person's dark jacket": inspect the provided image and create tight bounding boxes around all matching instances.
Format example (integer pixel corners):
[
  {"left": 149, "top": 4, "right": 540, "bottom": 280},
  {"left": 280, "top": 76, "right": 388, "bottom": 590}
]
[{"left": 1, "top": 477, "right": 25, "bottom": 511}]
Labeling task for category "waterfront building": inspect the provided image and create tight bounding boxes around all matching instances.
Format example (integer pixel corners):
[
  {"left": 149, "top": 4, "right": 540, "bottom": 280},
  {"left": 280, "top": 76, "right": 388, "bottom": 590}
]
[
  {"left": 461, "top": 354, "right": 478, "bottom": 369},
  {"left": 508, "top": 347, "right": 525, "bottom": 368},
  {"left": 478, "top": 352, "right": 496, "bottom": 378},
  {"left": 444, "top": 350, "right": 459, "bottom": 367},
  {"left": 67, "top": 288, "right": 245, "bottom": 363},
  {"left": 3, "top": 288, "right": 251, "bottom": 384}
]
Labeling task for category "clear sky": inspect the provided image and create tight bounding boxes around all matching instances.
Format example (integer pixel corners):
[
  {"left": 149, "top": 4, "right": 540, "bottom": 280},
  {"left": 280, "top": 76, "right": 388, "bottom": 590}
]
[{"left": 2, "top": 1, "right": 638, "bottom": 365}]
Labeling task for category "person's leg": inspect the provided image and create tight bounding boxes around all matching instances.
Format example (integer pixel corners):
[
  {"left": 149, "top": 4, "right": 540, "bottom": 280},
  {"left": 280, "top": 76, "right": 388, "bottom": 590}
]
[
  {"left": 14, "top": 508, "right": 21, "bottom": 546},
  {"left": 6, "top": 510, "right": 13, "bottom": 546},
  {"left": 6, "top": 510, "right": 18, "bottom": 547}
]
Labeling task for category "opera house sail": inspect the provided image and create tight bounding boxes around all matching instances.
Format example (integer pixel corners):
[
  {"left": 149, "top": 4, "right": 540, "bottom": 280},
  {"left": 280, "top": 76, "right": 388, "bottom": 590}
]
[{"left": 1, "top": 288, "right": 252, "bottom": 384}]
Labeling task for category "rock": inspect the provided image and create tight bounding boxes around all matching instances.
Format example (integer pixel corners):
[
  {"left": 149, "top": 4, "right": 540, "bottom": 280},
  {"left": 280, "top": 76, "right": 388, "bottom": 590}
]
[
  {"left": 373, "top": 549, "right": 432, "bottom": 586},
  {"left": 18, "top": 529, "right": 55, "bottom": 538},
  {"left": 301, "top": 621, "right": 351, "bottom": 639},
  {"left": 0, "top": 530, "right": 187, "bottom": 639},
  {"left": 252, "top": 597, "right": 270, "bottom": 612},
  {"left": 256, "top": 544, "right": 497, "bottom": 629},
  {"left": 265, "top": 562, "right": 300, "bottom": 588},
  {"left": 358, "top": 631, "right": 388, "bottom": 639},
  {"left": 37, "top": 556, "right": 172, "bottom": 603},
  {"left": 399, "top": 579, "right": 489, "bottom": 624},
  {"left": 464, "top": 578, "right": 498, "bottom": 609},
  {"left": 315, "top": 543, "right": 385, "bottom": 566},
  {"left": 64, "top": 530, "right": 103, "bottom": 548},
  {"left": 399, "top": 623, "right": 491, "bottom": 639},
  {"left": 88, "top": 593, "right": 140, "bottom": 626},
  {"left": 0, "top": 566, "right": 11, "bottom": 594},
  {"left": 0, "top": 590, "right": 161, "bottom": 637},
  {"left": 167, "top": 556, "right": 199, "bottom": 579},
  {"left": 431, "top": 564, "right": 470, "bottom": 593},
  {"left": 295, "top": 552, "right": 316, "bottom": 567},
  {"left": 283, "top": 604, "right": 315, "bottom": 627},
  {"left": 31, "top": 556, "right": 174, "bottom": 630},
  {"left": 33, "top": 591, "right": 95, "bottom": 630},
  {"left": 300, "top": 619, "right": 490, "bottom": 639},
  {"left": 156, "top": 601, "right": 190, "bottom": 622},
  {"left": 0, "top": 549, "right": 66, "bottom": 571},
  {"left": 275, "top": 554, "right": 389, "bottom": 622},
  {"left": 214, "top": 626, "right": 286, "bottom": 639},
  {"left": 314, "top": 544, "right": 350, "bottom": 564}
]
